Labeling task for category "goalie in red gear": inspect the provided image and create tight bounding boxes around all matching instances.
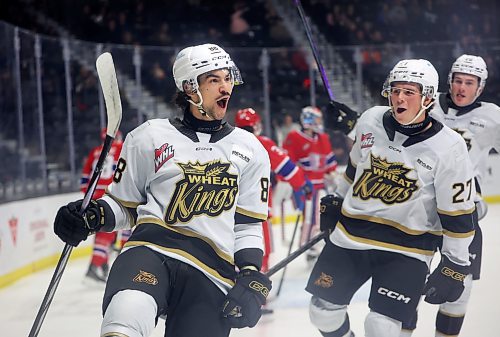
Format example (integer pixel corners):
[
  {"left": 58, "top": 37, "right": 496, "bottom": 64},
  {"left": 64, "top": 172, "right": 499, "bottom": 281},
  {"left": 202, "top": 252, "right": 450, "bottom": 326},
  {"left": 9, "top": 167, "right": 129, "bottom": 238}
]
[
  {"left": 235, "top": 108, "right": 312, "bottom": 272},
  {"left": 80, "top": 129, "right": 130, "bottom": 283}
]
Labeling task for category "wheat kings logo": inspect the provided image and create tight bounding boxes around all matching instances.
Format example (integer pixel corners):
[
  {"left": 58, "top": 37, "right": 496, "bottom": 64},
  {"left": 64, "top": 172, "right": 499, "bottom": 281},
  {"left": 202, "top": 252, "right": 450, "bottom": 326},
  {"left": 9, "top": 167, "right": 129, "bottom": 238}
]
[
  {"left": 166, "top": 160, "right": 238, "bottom": 224},
  {"left": 352, "top": 154, "right": 418, "bottom": 204}
]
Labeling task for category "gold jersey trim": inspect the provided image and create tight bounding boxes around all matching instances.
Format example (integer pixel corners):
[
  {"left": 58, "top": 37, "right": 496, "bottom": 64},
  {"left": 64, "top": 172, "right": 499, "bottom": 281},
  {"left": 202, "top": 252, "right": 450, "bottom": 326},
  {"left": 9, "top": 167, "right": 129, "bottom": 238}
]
[
  {"left": 106, "top": 192, "right": 143, "bottom": 208},
  {"left": 442, "top": 229, "right": 475, "bottom": 238},
  {"left": 136, "top": 217, "right": 234, "bottom": 264},
  {"left": 235, "top": 206, "right": 268, "bottom": 220},
  {"left": 437, "top": 206, "right": 475, "bottom": 216},
  {"left": 123, "top": 241, "right": 235, "bottom": 286},
  {"left": 336, "top": 223, "right": 435, "bottom": 256},
  {"left": 341, "top": 209, "right": 442, "bottom": 236}
]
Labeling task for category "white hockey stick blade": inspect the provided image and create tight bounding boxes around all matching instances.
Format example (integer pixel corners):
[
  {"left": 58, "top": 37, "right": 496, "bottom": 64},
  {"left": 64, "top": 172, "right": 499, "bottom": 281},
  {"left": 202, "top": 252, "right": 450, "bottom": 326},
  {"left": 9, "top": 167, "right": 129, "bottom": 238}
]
[{"left": 96, "top": 52, "right": 122, "bottom": 138}]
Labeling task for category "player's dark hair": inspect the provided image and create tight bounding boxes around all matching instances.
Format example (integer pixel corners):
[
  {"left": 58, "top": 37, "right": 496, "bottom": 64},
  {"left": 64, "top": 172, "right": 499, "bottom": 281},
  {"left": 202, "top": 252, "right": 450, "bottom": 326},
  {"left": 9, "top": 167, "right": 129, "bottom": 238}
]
[{"left": 174, "top": 91, "right": 190, "bottom": 110}]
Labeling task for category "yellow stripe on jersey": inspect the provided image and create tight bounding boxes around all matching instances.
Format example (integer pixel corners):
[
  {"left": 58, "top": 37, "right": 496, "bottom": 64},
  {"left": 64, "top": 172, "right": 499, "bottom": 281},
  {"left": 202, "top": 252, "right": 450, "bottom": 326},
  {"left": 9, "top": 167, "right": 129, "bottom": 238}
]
[
  {"left": 235, "top": 206, "right": 268, "bottom": 220},
  {"left": 106, "top": 192, "right": 143, "bottom": 208},
  {"left": 442, "top": 229, "right": 475, "bottom": 238},
  {"left": 341, "top": 208, "right": 442, "bottom": 236},
  {"left": 123, "top": 241, "right": 235, "bottom": 287},
  {"left": 136, "top": 217, "right": 234, "bottom": 264},
  {"left": 437, "top": 206, "right": 475, "bottom": 216},
  {"left": 336, "top": 223, "right": 435, "bottom": 256}
]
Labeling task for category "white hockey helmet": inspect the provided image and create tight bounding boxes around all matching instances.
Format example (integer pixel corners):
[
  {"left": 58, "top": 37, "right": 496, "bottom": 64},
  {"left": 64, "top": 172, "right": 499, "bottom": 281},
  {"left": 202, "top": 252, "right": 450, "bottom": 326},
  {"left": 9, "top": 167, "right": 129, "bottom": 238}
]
[
  {"left": 300, "top": 106, "right": 324, "bottom": 133},
  {"left": 382, "top": 59, "right": 439, "bottom": 100},
  {"left": 448, "top": 54, "right": 488, "bottom": 92},
  {"left": 172, "top": 43, "right": 243, "bottom": 93}
]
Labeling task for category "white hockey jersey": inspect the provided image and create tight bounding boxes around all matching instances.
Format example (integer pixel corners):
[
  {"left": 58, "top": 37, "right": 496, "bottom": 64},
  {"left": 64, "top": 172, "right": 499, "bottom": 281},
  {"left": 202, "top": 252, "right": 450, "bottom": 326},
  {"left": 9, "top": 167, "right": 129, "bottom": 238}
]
[
  {"left": 334, "top": 107, "right": 476, "bottom": 267},
  {"left": 431, "top": 93, "right": 500, "bottom": 199},
  {"left": 102, "top": 118, "right": 270, "bottom": 293}
]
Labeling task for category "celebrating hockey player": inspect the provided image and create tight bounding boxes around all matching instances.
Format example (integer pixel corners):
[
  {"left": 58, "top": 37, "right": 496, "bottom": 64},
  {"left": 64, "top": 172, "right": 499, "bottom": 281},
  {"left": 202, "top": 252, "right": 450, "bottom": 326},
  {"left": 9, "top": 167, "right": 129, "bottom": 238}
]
[
  {"left": 235, "top": 107, "right": 312, "bottom": 272},
  {"left": 282, "top": 106, "right": 337, "bottom": 261},
  {"left": 80, "top": 128, "right": 131, "bottom": 284},
  {"left": 306, "top": 59, "right": 476, "bottom": 337},
  {"left": 54, "top": 43, "right": 272, "bottom": 337},
  {"left": 400, "top": 55, "right": 500, "bottom": 337}
]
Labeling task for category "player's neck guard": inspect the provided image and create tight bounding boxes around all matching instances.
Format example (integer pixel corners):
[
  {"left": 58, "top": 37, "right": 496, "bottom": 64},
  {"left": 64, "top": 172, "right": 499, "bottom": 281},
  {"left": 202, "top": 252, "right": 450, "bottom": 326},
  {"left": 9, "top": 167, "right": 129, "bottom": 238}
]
[
  {"left": 444, "top": 93, "right": 481, "bottom": 116},
  {"left": 182, "top": 108, "right": 225, "bottom": 133},
  {"left": 388, "top": 110, "right": 433, "bottom": 136}
]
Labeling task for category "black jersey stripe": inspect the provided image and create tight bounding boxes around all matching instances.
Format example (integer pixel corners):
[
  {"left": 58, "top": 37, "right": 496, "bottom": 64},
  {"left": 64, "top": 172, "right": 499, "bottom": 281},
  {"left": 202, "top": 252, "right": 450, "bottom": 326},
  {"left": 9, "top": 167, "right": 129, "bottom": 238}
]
[
  {"left": 336, "top": 223, "right": 435, "bottom": 256},
  {"left": 339, "top": 214, "right": 441, "bottom": 254},
  {"left": 127, "top": 222, "right": 237, "bottom": 282},
  {"left": 136, "top": 218, "right": 234, "bottom": 263},
  {"left": 438, "top": 208, "right": 476, "bottom": 235},
  {"left": 345, "top": 157, "right": 356, "bottom": 182}
]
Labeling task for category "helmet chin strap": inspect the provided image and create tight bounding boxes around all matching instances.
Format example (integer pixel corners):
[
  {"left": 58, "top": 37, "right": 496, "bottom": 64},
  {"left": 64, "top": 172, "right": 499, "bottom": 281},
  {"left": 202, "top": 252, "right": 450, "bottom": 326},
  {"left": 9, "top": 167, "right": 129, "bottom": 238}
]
[
  {"left": 388, "top": 96, "right": 434, "bottom": 126},
  {"left": 187, "top": 91, "right": 217, "bottom": 121}
]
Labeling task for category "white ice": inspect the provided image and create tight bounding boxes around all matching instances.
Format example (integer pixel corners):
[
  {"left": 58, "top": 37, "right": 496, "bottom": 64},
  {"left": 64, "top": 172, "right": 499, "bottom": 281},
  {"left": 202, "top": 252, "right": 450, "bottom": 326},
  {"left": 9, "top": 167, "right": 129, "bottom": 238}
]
[{"left": 2, "top": 205, "right": 499, "bottom": 337}]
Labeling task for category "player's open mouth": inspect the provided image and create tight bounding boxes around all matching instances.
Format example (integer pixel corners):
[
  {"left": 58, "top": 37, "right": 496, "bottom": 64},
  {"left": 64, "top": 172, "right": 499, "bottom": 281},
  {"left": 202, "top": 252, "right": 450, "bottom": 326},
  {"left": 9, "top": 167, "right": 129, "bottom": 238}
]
[
  {"left": 217, "top": 98, "right": 229, "bottom": 109},
  {"left": 396, "top": 107, "right": 406, "bottom": 114}
]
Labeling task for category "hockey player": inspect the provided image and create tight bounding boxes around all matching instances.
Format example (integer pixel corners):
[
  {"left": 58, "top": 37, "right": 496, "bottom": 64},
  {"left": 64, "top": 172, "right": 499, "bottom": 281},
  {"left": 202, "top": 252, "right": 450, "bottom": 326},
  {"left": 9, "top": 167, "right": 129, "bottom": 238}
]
[
  {"left": 80, "top": 128, "right": 131, "bottom": 283},
  {"left": 400, "top": 55, "right": 500, "bottom": 337},
  {"left": 53, "top": 43, "right": 272, "bottom": 337},
  {"left": 235, "top": 107, "right": 312, "bottom": 272},
  {"left": 307, "top": 59, "right": 476, "bottom": 337},
  {"left": 282, "top": 106, "right": 337, "bottom": 259}
]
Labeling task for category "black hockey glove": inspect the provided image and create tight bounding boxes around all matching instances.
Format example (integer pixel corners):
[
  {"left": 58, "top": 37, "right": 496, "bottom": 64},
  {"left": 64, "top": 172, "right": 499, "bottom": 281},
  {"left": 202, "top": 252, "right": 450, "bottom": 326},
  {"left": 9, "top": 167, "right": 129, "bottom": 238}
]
[
  {"left": 325, "top": 100, "right": 358, "bottom": 135},
  {"left": 54, "top": 199, "right": 106, "bottom": 246},
  {"left": 222, "top": 267, "right": 272, "bottom": 328},
  {"left": 423, "top": 255, "right": 469, "bottom": 304},
  {"left": 319, "top": 193, "right": 343, "bottom": 233}
]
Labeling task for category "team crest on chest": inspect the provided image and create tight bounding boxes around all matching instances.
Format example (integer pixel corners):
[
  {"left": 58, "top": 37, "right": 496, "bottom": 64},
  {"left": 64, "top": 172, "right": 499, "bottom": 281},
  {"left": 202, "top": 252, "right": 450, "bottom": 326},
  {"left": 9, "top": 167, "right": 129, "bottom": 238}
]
[
  {"left": 165, "top": 160, "right": 238, "bottom": 224},
  {"left": 352, "top": 154, "right": 418, "bottom": 204}
]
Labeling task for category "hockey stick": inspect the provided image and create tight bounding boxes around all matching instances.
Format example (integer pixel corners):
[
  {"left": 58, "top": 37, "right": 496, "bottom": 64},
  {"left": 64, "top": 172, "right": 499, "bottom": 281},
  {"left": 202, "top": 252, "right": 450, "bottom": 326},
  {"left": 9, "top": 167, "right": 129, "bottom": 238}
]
[
  {"left": 266, "top": 231, "right": 327, "bottom": 277},
  {"left": 293, "top": 0, "right": 334, "bottom": 101},
  {"left": 275, "top": 212, "right": 301, "bottom": 296},
  {"left": 28, "top": 52, "right": 122, "bottom": 337}
]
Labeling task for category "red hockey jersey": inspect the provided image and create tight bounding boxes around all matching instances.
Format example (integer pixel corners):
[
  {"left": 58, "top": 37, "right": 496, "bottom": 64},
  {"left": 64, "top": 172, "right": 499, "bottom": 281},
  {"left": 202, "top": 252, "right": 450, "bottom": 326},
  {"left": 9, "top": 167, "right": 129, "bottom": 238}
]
[
  {"left": 80, "top": 141, "right": 123, "bottom": 199},
  {"left": 257, "top": 135, "right": 306, "bottom": 191},
  {"left": 282, "top": 130, "right": 337, "bottom": 189}
]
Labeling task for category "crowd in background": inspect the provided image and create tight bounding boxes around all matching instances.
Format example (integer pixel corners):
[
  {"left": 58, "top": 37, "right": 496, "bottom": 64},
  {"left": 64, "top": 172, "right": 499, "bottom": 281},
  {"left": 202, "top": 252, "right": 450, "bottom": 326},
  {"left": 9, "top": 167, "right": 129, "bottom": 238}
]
[{"left": 0, "top": 0, "right": 498, "bottom": 198}]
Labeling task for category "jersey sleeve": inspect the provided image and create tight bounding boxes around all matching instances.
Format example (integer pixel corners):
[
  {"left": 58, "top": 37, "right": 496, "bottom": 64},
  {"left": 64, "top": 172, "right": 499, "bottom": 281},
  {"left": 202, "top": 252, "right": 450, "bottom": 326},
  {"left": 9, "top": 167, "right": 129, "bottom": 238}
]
[
  {"left": 235, "top": 141, "right": 270, "bottom": 222},
  {"left": 336, "top": 125, "right": 362, "bottom": 197},
  {"left": 436, "top": 138, "right": 476, "bottom": 266},
  {"left": 101, "top": 131, "right": 151, "bottom": 230}
]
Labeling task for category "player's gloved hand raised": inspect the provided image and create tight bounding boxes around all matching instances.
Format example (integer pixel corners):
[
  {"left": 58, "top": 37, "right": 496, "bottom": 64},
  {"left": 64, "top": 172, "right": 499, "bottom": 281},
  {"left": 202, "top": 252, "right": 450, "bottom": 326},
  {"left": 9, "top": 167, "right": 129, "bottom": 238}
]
[
  {"left": 319, "top": 193, "right": 343, "bottom": 233},
  {"left": 54, "top": 199, "right": 105, "bottom": 246},
  {"left": 222, "top": 267, "right": 272, "bottom": 328},
  {"left": 292, "top": 180, "right": 313, "bottom": 211},
  {"left": 325, "top": 101, "right": 358, "bottom": 135},
  {"left": 423, "top": 255, "right": 469, "bottom": 304}
]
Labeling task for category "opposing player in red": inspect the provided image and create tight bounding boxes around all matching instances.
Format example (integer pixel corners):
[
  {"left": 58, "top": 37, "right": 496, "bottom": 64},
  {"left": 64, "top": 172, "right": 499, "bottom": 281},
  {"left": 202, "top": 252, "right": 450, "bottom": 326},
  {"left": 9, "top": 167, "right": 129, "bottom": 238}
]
[
  {"left": 80, "top": 128, "right": 129, "bottom": 283},
  {"left": 235, "top": 108, "right": 312, "bottom": 272},
  {"left": 282, "top": 106, "right": 337, "bottom": 259}
]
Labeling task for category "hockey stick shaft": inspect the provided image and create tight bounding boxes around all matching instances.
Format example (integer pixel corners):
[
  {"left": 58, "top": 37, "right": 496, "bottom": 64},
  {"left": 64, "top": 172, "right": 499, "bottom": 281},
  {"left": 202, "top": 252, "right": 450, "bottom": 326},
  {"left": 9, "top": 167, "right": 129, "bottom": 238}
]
[
  {"left": 28, "top": 52, "right": 122, "bottom": 337},
  {"left": 293, "top": 0, "right": 334, "bottom": 101},
  {"left": 266, "top": 231, "right": 327, "bottom": 277},
  {"left": 275, "top": 212, "right": 301, "bottom": 295}
]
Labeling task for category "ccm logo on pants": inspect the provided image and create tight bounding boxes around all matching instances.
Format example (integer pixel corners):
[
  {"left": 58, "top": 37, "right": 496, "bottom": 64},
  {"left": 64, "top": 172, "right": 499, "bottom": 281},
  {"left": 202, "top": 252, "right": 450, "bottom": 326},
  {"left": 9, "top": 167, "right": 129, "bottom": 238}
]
[{"left": 377, "top": 287, "right": 411, "bottom": 303}]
